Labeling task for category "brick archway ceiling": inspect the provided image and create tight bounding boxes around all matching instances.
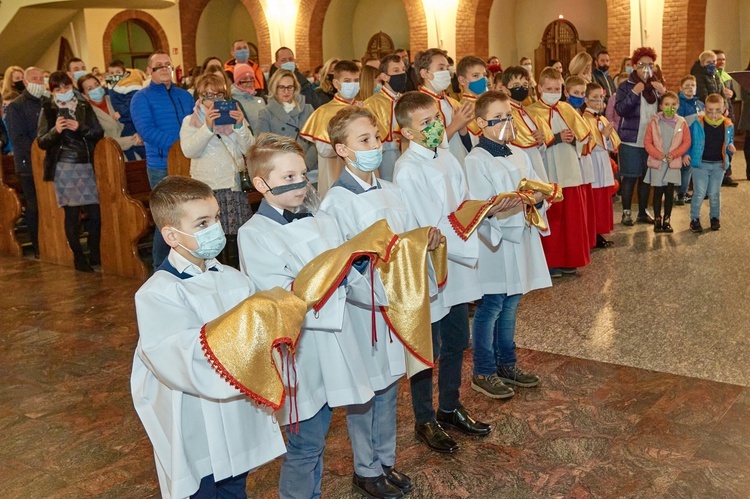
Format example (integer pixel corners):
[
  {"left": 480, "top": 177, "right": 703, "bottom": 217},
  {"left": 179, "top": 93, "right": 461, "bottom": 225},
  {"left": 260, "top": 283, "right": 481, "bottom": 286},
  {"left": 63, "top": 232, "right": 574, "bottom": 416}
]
[
  {"left": 295, "top": 0, "right": 429, "bottom": 73},
  {"left": 103, "top": 10, "right": 170, "bottom": 66},
  {"left": 179, "top": 0, "right": 272, "bottom": 70}
]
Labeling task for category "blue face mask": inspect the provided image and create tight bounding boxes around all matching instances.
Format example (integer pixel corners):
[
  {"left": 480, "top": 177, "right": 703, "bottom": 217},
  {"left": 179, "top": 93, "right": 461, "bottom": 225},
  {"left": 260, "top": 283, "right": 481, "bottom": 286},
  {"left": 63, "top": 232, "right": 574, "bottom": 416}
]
[
  {"left": 55, "top": 89, "right": 74, "bottom": 103},
  {"left": 280, "top": 61, "right": 296, "bottom": 72},
  {"left": 568, "top": 95, "right": 585, "bottom": 109},
  {"left": 625, "top": 66, "right": 633, "bottom": 74},
  {"left": 88, "top": 86, "right": 105, "bottom": 103},
  {"left": 374, "top": 84, "right": 382, "bottom": 94},
  {"left": 346, "top": 146, "right": 383, "bottom": 172},
  {"left": 339, "top": 81, "right": 360, "bottom": 100},
  {"left": 468, "top": 76, "right": 488, "bottom": 95},
  {"left": 705, "top": 62, "right": 716, "bottom": 76},
  {"left": 73, "top": 70, "right": 87, "bottom": 82},
  {"left": 235, "top": 49, "right": 250, "bottom": 63},
  {"left": 171, "top": 222, "right": 226, "bottom": 260}
]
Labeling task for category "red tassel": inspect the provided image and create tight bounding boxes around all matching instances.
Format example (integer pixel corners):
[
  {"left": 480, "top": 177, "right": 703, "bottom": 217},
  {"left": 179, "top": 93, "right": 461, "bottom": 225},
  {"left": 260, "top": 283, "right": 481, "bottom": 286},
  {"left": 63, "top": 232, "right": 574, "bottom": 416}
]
[{"left": 370, "top": 261, "right": 377, "bottom": 346}]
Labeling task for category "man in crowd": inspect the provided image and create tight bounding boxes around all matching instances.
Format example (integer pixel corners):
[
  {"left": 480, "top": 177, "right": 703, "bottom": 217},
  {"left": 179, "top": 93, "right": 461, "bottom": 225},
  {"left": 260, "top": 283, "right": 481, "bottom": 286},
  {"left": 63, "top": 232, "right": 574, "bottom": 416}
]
[{"left": 268, "top": 46, "right": 315, "bottom": 105}]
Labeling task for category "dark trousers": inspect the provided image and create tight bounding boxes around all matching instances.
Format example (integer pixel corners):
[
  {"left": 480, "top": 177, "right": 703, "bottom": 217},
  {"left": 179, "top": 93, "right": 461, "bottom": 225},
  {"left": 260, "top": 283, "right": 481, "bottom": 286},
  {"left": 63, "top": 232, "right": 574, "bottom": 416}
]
[
  {"left": 652, "top": 184, "right": 675, "bottom": 219},
  {"left": 63, "top": 204, "right": 100, "bottom": 264},
  {"left": 191, "top": 472, "right": 248, "bottom": 498},
  {"left": 17, "top": 173, "right": 39, "bottom": 253},
  {"left": 410, "top": 303, "right": 470, "bottom": 424},
  {"left": 146, "top": 167, "right": 170, "bottom": 268}
]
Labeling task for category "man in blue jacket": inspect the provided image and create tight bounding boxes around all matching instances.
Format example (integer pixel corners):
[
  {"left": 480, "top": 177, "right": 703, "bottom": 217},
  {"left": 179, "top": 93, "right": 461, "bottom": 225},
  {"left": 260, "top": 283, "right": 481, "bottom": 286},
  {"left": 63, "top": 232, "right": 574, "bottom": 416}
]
[{"left": 131, "top": 50, "right": 194, "bottom": 268}]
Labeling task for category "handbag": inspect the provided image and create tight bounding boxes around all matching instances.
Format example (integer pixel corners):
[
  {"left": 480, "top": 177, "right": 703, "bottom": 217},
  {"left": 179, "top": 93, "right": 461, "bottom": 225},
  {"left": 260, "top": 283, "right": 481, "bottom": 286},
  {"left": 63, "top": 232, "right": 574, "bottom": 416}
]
[{"left": 217, "top": 134, "right": 254, "bottom": 193}]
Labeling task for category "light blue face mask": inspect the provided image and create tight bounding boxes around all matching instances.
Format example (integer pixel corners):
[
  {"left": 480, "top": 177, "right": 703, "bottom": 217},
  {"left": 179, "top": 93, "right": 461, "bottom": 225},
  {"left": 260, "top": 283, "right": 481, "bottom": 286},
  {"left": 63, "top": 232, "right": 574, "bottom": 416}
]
[
  {"left": 171, "top": 222, "right": 226, "bottom": 260},
  {"left": 346, "top": 145, "right": 382, "bottom": 172},
  {"left": 339, "top": 81, "right": 360, "bottom": 100},
  {"left": 280, "top": 61, "right": 296, "bottom": 72},
  {"left": 88, "top": 86, "right": 105, "bottom": 103},
  {"left": 56, "top": 89, "right": 75, "bottom": 103},
  {"left": 73, "top": 70, "right": 87, "bottom": 82},
  {"left": 235, "top": 49, "right": 250, "bottom": 63}
]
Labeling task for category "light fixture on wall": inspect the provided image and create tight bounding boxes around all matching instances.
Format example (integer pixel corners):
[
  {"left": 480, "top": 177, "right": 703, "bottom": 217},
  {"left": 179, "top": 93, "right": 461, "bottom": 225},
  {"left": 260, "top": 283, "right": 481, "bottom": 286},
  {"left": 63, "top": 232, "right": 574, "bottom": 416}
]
[{"left": 558, "top": 14, "right": 564, "bottom": 19}]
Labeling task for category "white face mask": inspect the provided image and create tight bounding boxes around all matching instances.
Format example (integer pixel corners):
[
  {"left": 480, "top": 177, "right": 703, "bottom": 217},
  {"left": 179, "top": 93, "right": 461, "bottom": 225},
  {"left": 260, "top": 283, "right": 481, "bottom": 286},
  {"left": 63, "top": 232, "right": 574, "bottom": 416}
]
[
  {"left": 26, "top": 82, "right": 46, "bottom": 99},
  {"left": 430, "top": 70, "right": 452, "bottom": 92},
  {"left": 541, "top": 92, "right": 561, "bottom": 106},
  {"left": 339, "top": 81, "right": 360, "bottom": 100},
  {"left": 522, "top": 64, "right": 533, "bottom": 73}
]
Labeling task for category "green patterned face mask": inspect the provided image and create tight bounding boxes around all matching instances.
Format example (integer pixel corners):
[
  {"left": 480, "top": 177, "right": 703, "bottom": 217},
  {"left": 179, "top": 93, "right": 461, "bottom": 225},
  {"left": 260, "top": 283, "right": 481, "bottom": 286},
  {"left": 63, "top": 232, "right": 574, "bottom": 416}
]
[
  {"left": 662, "top": 106, "right": 677, "bottom": 118},
  {"left": 407, "top": 119, "right": 445, "bottom": 149}
]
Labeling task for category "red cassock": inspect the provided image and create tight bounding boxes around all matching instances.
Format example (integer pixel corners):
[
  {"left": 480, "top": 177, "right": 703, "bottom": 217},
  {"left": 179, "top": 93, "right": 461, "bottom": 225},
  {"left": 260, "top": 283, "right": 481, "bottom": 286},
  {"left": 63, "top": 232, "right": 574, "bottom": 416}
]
[
  {"left": 541, "top": 185, "right": 592, "bottom": 269},
  {"left": 592, "top": 186, "right": 614, "bottom": 235}
]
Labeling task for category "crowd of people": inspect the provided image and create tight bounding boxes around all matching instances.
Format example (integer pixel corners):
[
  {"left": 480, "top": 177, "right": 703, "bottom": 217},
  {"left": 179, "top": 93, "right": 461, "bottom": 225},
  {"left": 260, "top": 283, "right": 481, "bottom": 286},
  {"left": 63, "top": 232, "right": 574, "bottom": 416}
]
[{"left": 0, "top": 40, "right": 748, "bottom": 498}]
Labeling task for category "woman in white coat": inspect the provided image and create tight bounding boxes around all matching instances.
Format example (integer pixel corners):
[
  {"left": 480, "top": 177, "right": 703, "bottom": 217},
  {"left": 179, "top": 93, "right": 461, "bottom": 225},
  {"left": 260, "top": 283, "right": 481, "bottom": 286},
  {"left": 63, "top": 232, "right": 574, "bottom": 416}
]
[{"left": 180, "top": 73, "right": 254, "bottom": 267}]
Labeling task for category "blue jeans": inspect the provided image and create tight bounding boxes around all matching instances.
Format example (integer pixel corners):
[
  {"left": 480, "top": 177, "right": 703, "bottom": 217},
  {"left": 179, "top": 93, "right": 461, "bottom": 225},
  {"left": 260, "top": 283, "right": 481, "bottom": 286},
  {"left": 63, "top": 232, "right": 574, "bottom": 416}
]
[
  {"left": 147, "top": 167, "right": 170, "bottom": 268},
  {"left": 472, "top": 293, "right": 522, "bottom": 375},
  {"left": 690, "top": 161, "right": 724, "bottom": 220},
  {"left": 279, "top": 404, "right": 333, "bottom": 499},
  {"left": 191, "top": 472, "right": 248, "bottom": 498},
  {"left": 410, "top": 303, "right": 470, "bottom": 423},
  {"left": 678, "top": 165, "right": 692, "bottom": 195},
  {"left": 346, "top": 381, "right": 398, "bottom": 477}
]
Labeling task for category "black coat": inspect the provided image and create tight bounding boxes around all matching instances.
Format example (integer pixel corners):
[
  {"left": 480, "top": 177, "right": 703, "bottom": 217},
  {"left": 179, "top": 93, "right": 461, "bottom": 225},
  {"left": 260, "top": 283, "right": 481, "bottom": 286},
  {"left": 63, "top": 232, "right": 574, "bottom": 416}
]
[
  {"left": 5, "top": 90, "right": 44, "bottom": 174},
  {"left": 37, "top": 98, "right": 103, "bottom": 181},
  {"left": 690, "top": 60, "right": 722, "bottom": 103}
]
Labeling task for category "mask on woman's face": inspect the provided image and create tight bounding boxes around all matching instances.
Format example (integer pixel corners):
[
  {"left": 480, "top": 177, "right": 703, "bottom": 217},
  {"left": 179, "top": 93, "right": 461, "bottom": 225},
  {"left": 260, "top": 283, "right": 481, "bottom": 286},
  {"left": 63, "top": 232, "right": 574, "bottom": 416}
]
[
  {"left": 55, "top": 89, "right": 74, "bottom": 103},
  {"left": 13, "top": 80, "right": 25, "bottom": 93}
]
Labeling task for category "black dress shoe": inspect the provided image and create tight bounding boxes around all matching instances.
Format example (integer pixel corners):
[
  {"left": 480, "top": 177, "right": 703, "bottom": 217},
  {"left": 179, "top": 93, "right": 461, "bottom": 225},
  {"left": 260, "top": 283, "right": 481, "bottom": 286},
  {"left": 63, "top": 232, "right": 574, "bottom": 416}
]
[
  {"left": 383, "top": 466, "right": 413, "bottom": 494},
  {"left": 352, "top": 473, "right": 404, "bottom": 498},
  {"left": 414, "top": 421, "right": 459, "bottom": 453},
  {"left": 635, "top": 212, "right": 655, "bottom": 224},
  {"left": 436, "top": 407, "right": 492, "bottom": 436}
]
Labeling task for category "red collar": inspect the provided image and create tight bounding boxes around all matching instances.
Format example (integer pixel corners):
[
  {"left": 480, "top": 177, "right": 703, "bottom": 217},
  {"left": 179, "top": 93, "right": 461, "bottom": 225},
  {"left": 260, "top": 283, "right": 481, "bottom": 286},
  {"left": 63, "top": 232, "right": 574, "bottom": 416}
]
[{"left": 418, "top": 86, "right": 444, "bottom": 100}]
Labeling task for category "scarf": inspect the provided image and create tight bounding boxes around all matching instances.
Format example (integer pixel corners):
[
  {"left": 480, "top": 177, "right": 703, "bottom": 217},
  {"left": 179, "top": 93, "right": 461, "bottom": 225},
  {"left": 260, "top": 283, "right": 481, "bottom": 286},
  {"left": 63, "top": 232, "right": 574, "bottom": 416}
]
[
  {"left": 55, "top": 95, "right": 78, "bottom": 113},
  {"left": 629, "top": 71, "right": 658, "bottom": 105}
]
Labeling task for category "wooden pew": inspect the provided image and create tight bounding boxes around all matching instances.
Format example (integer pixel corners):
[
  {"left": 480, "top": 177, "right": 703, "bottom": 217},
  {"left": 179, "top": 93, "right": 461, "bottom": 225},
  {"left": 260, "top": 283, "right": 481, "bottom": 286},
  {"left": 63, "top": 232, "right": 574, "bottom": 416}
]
[
  {"left": 93, "top": 138, "right": 150, "bottom": 280},
  {"left": 0, "top": 154, "right": 22, "bottom": 257},
  {"left": 31, "top": 141, "right": 74, "bottom": 267}
]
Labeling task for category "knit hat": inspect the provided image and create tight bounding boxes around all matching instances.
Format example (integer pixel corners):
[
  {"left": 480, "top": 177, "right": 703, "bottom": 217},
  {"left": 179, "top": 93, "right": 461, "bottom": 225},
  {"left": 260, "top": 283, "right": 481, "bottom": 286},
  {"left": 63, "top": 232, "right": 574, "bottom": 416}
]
[{"left": 233, "top": 64, "right": 254, "bottom": 81}]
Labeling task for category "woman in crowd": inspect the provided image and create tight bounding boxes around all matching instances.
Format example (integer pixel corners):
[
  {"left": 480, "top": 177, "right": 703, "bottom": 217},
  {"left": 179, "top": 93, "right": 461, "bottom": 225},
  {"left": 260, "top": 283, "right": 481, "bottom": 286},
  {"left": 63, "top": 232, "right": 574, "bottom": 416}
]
[
  {"left": 255, "top": 69, "right": 316, "bottom": 170},
  {"left": 311, "top": 57, "right": 339, "bottom": 108},
  {"left": 615, "top": 47, "right": 666, "bottom": 226},
  {"left": 569, "top": 52, "right": 593, "bottom": 83},
  {"left": 2, "top": 65, "right": 24, "bottom": 109},
  {"left": 231, "top": 63, "right": 266, "bottom": 129},
  {"left": 357, "top": 65, "right": 382, "bottom": 101},
  {"left": 179, "top": 73, "right": 254, "bottom": 267},
  {"left": 620, "top": 57, "right": 633, "bottom": 75},
  {"left": 740, "top": 58, "right": 750, "bottom": 181},
  {"left": 37, "top": 71, "right": 104, "bottom": 272},
  {"left": 78, "top": 73, "right": 142, "bottom": 158}
]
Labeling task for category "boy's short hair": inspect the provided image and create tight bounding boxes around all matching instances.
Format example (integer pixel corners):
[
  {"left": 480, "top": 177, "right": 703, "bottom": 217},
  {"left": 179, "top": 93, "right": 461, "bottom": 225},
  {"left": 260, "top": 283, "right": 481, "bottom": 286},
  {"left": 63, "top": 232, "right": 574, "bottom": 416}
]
[
  {"left": 247, "top": 133, "right": 305, "bottom": 180},
  {"left": 456, "top": 56, "right": 486, "bottom": 78},
  {"left": 66, "top": 57, "right": 84, "bottom": 71},
  {"left": 107, "top": 59, "right": 126, "bottom": 70},
  {"left": 699, "top": 50, "right": 717, "bottom": 64},
  {"left": 660, "top": 91, "right": 679, "bottom": 103},
  {"left": 333, "top": 60, "right": 360, "bottom": 79},
  {"left": 474, "top": 90, "right": 509, "bottom": 119},
  {"left": 500, "top": 66, "right": 530, "bottom": 87},
  {"left": 565, "top": 75, "right": 587, "bottom": 90},
  {"left": 395, "top": 91, "right": 437, "bottom": 128},
  {"left": 680, "top": 75, "right": 697, "bottom": 86},
  {"left": 705, "top": 93, "right": 724, "bottom": 106},
  {"left": 538, "top": 67, "right": 563, "bottom": 85},
  {"left": 379, "top": 54, "right": 403, "bottom": 75},
  {"left": 585, "top": 82, "right": 603, "bottom": 97},
  {"left": 150, "top": 176, "right": 214, "bottom": 229},
  {"left": 415, "top": 48, "right": 448, "bottom": 84},
  {"left": 328, "top": 107, "right": 378, "bottom": 149}
]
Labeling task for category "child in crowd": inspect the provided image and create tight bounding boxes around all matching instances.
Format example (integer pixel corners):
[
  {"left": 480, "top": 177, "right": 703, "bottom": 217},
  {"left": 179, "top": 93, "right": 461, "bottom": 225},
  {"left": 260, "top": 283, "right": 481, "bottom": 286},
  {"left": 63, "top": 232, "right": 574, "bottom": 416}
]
[
  {"left": 300, "top": 60, "right": 361, "bottom": 195},
  {"left": 464, "top": 91, "right": 549, "bottom": 399},
  {"left": 455, "top": 55, "right": 489, "bottom": 146},
  {"left": 393, "top": 91, "right": 518, "bottom": 453},
  {"left": 362, "top": 54, "right": 408, "bottom": 181},
  {"left": 415, "top": 49, "right": 475, "bottom": 165},
  {"left": 583, "top": 82, "right": 621, "bottom": 245},
  {"left": 565, "top": 75, "right": 597, "bottom": 251},
  {"left": 131, "top": 176, "right": 286, "bottom": 498},
  {"left": 238, "top": 134, "right": 410, "bottom": 499},
  {"left": 685, "top": 93, "right": 736, "bottom": 232},
  {"left": 644, "top": 91, "right": 692, "bottom": 233},
  {"left": 527, "top": 67, "right": 591, "bottom": 278},
  {"left": 107, "top": 61, "right": 147, "bottom": 160},
  {"left": 676, "top": 75, "right": 706, "bottom": 205},
  {"left": 497, "top": 66, "right": 554, "bottom": 182}
]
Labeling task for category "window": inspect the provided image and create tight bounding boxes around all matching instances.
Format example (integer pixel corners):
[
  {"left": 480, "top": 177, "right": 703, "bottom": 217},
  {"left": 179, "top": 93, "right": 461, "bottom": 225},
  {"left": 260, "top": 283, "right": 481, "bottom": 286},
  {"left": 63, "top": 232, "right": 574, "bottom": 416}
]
[{"left": 111, "top": 21, "right": 156, "bottom": 71}]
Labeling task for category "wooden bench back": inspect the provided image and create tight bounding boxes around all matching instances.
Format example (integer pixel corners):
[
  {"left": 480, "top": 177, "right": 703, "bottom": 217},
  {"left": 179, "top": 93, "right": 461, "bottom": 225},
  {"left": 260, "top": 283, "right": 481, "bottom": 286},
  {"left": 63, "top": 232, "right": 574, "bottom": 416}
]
[
  {"left": 168, "top": 141, "right": 191, "bottom": 177},
  {"left": 93, "top": 137, "right": 150, "bottom": 280},
  {"left": 0, "top": 154, "right": 22, "bottom": 257}
]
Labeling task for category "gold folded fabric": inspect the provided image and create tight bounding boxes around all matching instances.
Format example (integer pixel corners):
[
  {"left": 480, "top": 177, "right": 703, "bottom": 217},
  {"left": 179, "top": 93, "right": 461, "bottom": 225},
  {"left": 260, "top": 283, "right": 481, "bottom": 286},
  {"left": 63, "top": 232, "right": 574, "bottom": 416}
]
[
  {"left": 200, "top": 287, "right": 308, "bottom": 410},
  {"left": 448, "top": 178, "right": 564, "bottom": 240}
]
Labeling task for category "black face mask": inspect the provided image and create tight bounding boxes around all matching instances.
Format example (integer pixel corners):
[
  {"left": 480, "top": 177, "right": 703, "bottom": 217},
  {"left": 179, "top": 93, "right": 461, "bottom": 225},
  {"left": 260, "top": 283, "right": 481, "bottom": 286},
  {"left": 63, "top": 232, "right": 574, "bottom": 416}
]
[
  {"left": 509, "top": 86, "right": 529, "bottom": 102},
  {"left": 13, "top": 80, "right": 25, "bottom": 93},
  {"left": 388, "top": 73, "right": 408, "bottom": 94},
  {"left": 326, "top": 74, "right": 334, "bottom": 83},
  {"left": 599, "top": 65, "right": 610, "bottom": 73}
]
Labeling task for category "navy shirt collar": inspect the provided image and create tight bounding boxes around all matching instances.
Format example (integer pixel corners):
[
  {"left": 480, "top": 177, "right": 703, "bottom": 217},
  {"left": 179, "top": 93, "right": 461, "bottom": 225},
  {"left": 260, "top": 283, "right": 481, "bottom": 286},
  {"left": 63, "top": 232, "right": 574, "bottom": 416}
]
[{"left": 331, "top": 168, "right": 381, "bottom": 195}]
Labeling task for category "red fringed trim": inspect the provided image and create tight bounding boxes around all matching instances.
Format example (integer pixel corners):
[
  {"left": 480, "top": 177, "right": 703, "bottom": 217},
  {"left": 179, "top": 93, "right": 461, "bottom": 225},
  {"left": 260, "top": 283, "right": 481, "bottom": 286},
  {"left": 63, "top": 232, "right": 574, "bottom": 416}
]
[
  {"left": 448, "top": 198, "right": 490, "bottom": 241},
  {"left": 312, "top": 250, "right": 377, "bottom": 313},
  {"left": 200, "top": 324, "right": 291, "bottom": 411},
  {"left": 379, "top": 306, "right": 435, "bottom": 371}
]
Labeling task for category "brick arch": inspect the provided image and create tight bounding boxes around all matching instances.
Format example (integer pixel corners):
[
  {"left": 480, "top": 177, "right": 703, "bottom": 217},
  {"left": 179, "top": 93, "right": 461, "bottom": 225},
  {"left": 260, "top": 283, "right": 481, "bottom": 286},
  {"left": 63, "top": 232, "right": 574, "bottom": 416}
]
[
  {"left": 660, "top": 0, "right": 707, "bottom": 90},
  {"left": 179, "top": 0, "right": 272, "bottom": 69},
  {"left": 103, "top": 10, "right": 170, "bottom": 66},
  {"left": 295, "top": 0, "right": 428, "bottom": 73}
]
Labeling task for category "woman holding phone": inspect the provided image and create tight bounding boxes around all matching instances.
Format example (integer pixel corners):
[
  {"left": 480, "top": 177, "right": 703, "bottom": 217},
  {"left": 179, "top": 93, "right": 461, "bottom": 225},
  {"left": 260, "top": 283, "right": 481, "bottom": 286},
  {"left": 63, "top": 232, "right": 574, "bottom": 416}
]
[
  {"left": 37, "top": 71, "right": 104, "bottom": 272},
  {"left": 179, "top": 73, "right": 253, "bottom": 268}
]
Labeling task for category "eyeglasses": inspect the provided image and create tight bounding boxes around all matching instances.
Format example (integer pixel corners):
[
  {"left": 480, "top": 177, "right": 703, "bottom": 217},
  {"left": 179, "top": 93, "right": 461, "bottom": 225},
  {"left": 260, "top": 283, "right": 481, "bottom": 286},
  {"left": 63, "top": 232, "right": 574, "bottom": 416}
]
[
  {"left": 636, "top": 62, "right": 654, "bottom": 69},
  {"left": 237, "top": 79, "right": 254, "bottom": 86},
  {"left": 202, "top": 92, "right": 225, "bottom": 99},
  {"left": 705, "top": 109, "right": 723, "bottom": 115},
  {"left": 277, "top": 85, "right": 295, "bottom": 92},
  {"left": 151, "top": 65, "right": 173, "bottom": 72}
]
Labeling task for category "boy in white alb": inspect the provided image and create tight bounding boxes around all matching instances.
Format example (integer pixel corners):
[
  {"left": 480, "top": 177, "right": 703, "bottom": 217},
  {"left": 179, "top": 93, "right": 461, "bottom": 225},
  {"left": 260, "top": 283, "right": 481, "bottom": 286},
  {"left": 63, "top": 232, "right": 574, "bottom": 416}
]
[
  {"left": 131, "top": 176, "right": 286, "bottom": 498},
  {"left": 464, "top": 91, "right": 550, "bottom": 400},
  {"left": 237, "top": 134, "right": 410, "bottom": 499}
]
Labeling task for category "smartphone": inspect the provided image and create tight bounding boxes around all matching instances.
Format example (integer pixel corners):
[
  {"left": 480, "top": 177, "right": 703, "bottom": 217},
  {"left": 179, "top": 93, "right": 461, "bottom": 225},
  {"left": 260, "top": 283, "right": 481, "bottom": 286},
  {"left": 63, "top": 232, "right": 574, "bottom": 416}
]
[
  {"left": 57, "top": 108, "right": 75, "bottom": 120},
  {"left": 213, "top": 100, "right": 236, "bottom": 126}
]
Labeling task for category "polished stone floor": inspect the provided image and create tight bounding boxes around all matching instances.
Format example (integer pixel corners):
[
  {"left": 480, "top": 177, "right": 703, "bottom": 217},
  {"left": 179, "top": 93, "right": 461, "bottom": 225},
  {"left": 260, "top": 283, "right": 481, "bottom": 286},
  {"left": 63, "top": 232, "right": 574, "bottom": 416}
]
[{"left": 2, "top": 173, "right": 749, "bottom": 498}]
